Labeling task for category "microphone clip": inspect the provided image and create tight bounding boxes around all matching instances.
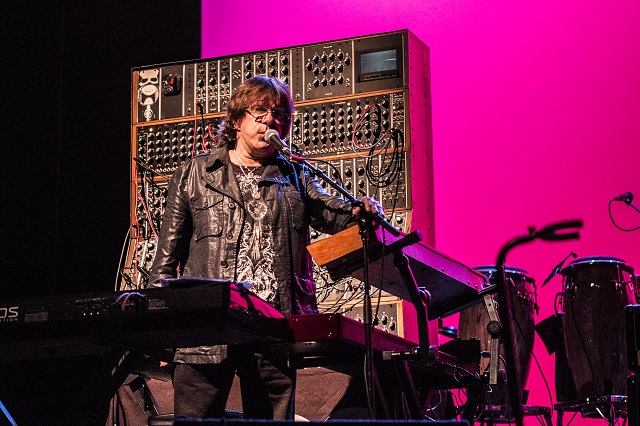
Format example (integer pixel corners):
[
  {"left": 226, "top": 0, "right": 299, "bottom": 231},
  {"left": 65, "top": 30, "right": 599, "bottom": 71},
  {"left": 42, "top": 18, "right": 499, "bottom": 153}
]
[{"left": 613, "top": 191, "right": 634, "bottom": 205}]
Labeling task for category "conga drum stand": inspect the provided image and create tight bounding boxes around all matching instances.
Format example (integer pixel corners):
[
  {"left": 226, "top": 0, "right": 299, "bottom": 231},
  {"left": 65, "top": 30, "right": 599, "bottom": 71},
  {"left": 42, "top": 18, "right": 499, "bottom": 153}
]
[
  {"left": 476, "top": 404, "right": 552, "bottom": 426},
  {"left": 554, "top": 395, "right": 627, "bottom": 426}
]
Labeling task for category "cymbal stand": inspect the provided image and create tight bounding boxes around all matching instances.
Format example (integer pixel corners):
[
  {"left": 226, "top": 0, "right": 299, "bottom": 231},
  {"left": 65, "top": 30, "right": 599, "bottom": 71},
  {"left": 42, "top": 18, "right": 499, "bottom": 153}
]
[
  {"left": 482, "top": 292, "right": 501, "bottom": 386},
  {"left": 494, "top": 219, "right": 583, "bottom": 426}
]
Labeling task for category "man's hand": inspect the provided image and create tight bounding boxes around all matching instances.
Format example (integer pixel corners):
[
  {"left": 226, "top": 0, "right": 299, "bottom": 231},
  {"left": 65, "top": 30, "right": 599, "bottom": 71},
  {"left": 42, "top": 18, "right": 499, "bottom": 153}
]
[{"left": 352, "top": 196, "right": 385, "bottom": 219}]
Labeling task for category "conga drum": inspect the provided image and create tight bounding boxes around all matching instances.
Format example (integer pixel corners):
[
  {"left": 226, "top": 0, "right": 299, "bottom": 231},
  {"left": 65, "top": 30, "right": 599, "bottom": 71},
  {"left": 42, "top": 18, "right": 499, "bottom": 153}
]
[
  {"left": 561, "top": 256, "right": 636, "bottom": 399},
  {"left": 458, "top": 266, "right": 537, "bottom": 402}
]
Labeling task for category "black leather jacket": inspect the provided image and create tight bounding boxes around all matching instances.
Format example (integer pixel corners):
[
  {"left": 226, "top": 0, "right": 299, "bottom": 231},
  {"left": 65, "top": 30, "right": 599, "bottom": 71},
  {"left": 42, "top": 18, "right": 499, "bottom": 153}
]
[{"left": 149, "top": 147, "right": 354, "bottom": 363}]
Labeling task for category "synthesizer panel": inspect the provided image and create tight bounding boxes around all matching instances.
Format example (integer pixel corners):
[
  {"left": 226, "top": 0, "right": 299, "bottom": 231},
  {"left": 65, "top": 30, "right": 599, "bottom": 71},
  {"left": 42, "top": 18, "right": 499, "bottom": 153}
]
[{"left": 124, "top": 30, "right": 434, "bottom": 336}]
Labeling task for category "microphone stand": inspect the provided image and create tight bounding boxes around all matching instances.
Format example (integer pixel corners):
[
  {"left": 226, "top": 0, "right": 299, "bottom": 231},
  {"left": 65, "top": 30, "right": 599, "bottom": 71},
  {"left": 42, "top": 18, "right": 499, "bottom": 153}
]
[
  {"left": 541, "top": 252, "right": 577, "bottom": 287},
  {"left": 285, "top": 150, "right": 400, "bottom": 419},
  {"left": 626, "top": 201, "right": 640, "bottom": 215}
]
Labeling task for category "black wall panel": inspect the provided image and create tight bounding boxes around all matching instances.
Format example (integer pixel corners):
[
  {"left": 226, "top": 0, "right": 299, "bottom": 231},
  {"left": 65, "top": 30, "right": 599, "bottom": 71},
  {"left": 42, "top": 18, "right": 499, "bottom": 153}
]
[{"left": 2, "top": 1, "right": 201, "bottom": 298}]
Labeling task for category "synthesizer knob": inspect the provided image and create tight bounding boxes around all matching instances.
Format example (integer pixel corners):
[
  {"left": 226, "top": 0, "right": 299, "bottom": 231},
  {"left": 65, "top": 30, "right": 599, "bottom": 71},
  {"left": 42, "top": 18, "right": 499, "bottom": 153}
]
[
  {"left": 321, "top": 78, "right": 328, "bottom": 86},
  {"left": 281, "top": 56, "right": 288, "bottom": 65},
  {"left": 257, "top": 60, "right": 264, "bottom": 68},
  {"left": 337, "top": 63, "right": 344, "bottom": 73},
  {"left": 344, "top": 56, "right": 351, "bottom": 66},
  {"left": 312, "top": 79, "right": 319, "bottom": 87},
  {"left": 306, "top": 61, "right": 313, "bottom": 71},
  {"left": 337, "top": 51, "right": 344, "bottom": 60},
  {"left": 245, "top": 61, "right": 252, "bottom": 70},
  {"left": 321, "top": 66, "right": 327, "bottom": 74},
  {"left": 312, "top": 54, "right": 319, "bottom": 63},
  {"left": 269, "top": 68, "right": 277, "bottom": 76},
  {"left": 281, "top": 66, "right": 288, "bottom": 75},
  {"left": 269, "top": 57, "right": 277, "bottom": 66},
  {"left": 320, "top": 53, "right": 327, "bottom": 62}
]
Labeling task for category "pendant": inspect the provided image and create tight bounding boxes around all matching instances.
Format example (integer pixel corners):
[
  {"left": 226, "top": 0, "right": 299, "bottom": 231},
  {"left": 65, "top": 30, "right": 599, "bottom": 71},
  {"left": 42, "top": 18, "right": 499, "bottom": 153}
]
[{"left": 252, "top": 190, "right": 261, "bottom": 200}]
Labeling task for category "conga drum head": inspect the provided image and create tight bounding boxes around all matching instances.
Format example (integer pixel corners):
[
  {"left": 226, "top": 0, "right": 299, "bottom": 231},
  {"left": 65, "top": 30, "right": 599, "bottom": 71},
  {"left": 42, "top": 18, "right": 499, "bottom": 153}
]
[
  {"left": 458, "top": 265, "right": 537, "bottom": 403},
  {"left": 560, "top": 256, "right": 636, "bottom": 399}
]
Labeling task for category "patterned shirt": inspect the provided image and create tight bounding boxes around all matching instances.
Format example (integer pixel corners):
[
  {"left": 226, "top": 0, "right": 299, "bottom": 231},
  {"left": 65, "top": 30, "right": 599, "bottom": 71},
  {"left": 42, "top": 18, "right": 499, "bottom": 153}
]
[{"left": 231, "top": 163, "right": 279, "bottom": 307}]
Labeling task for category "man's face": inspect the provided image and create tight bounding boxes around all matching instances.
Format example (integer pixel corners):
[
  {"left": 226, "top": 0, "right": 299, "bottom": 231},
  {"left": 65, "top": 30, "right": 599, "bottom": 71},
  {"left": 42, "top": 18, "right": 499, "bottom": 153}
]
[{"left": 235, "top": 99, "right": 287, "bottom": 156}]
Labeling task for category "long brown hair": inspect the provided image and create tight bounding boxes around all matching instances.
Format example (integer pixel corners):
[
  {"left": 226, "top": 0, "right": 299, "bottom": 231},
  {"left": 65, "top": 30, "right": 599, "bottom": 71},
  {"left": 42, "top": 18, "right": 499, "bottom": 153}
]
[{"left": 217, "top": 75, "right": 294, "bottom": 149}]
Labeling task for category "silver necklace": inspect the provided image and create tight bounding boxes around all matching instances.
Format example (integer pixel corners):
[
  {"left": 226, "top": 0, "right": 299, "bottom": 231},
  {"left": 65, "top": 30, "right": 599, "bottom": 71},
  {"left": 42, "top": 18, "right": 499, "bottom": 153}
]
[{"left": 233, "top": 149, "right": 262, "bottom": 200}]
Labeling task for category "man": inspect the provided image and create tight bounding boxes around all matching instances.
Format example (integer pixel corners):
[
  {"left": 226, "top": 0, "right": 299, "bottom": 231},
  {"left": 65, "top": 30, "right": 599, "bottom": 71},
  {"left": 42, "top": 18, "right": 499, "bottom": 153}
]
[{"left": 149, "top": 75, "right": 383, "bottom": 419}]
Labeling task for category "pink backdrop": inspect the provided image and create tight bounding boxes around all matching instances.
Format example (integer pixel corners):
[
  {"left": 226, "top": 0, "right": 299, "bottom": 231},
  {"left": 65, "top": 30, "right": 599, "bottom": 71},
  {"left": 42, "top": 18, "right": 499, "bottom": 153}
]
[{"left": 202, "top": 0, "right": 640, "bottom": 423}]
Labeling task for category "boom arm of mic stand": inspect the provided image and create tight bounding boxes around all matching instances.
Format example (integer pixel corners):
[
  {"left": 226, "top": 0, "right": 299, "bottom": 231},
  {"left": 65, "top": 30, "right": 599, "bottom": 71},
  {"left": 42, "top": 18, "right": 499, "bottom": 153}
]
[
  {"left": 626, "top": 201, "right": 640, "bottom": 215},
  {"left": 288, "top": 153, "right": 400, "bottom": 237}
]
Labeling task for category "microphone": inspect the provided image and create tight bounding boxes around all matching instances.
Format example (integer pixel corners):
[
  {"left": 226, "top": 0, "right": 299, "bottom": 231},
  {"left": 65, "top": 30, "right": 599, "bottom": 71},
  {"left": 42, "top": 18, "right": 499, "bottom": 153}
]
[
  {"left": 542, "top": 251, "right": 578, "bottom": 287},
  {"left": 613, "top": 192, "right": 634, "bottom": 205},
  {"left": 264, "top": 129, "right": 291, "bottom": 155}
]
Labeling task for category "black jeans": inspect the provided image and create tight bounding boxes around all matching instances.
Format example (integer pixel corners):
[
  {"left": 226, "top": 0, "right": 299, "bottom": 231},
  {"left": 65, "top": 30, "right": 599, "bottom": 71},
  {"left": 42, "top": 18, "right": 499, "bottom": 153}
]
[{"left": 173, "top": 344, "right": 294, "bottom": 419}]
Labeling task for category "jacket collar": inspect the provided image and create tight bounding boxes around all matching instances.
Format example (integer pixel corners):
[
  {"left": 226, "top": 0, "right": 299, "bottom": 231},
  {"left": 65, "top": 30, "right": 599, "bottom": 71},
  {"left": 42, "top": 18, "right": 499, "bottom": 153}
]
[
  {"left": 201, "top": 148, "right": 240, "bottom": 202},
  {"left": 201, "top": 148, "right": 298, "bottom": 197}
]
